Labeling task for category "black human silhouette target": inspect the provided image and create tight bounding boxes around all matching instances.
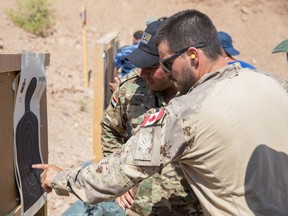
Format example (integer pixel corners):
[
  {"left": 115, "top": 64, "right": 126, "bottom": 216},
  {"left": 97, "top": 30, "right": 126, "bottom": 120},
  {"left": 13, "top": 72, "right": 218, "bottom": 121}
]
[{"left": 15, "top": 77, "right": 44, "bottom": 212}]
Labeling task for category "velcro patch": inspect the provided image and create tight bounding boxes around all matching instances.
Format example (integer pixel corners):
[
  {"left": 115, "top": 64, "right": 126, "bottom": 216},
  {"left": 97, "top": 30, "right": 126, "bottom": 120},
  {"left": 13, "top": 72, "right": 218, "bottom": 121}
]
[
  {"left": 140, "top": 32, "right": 151, "bottom": 44},
  {"left": 135, "top": 128, "right": 153, "bottom": 161},
  {"left": 141, "top": 110, "right": 164, "bottom": 127}
]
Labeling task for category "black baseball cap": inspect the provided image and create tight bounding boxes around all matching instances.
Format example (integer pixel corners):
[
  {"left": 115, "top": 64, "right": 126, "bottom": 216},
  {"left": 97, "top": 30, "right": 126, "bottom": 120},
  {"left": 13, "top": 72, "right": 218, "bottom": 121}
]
[{"left": 126, "top": 20, "right": 164, "bottom": 68}]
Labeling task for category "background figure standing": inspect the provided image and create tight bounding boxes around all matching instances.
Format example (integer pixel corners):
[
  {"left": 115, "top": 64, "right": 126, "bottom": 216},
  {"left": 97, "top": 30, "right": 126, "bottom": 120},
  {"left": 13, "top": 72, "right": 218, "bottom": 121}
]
[
  {"left": 110, "top": 30, "right": 143, "bottom": 92},
  {"left": 114, "top": 30, "right": 143, "bottom": 78},
  {"left": 218, "top": 31, "right": 256, "bottom": 69}
]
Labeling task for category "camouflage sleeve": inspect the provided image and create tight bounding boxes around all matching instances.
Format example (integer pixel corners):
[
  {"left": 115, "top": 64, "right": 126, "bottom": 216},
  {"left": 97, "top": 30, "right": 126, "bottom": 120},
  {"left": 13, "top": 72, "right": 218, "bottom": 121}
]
[
  {"left": 51, "top": 107, "right": 195, "bottom": 204},
  {"left": 101, "top": 85, "right": 127, "bottom": 157},
  {"left": 51, "top": 139, "right": 150, "bottom": 204}
]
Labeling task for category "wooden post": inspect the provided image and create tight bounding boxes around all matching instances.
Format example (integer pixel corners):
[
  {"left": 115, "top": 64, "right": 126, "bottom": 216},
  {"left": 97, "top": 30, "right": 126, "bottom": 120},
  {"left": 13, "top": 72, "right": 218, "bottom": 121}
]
[
  {"left": 81, "top": 5, "right": 89, "bottom": 87},
  {"left": 93, "top": 32, "right": 118, "bottom": 162}
]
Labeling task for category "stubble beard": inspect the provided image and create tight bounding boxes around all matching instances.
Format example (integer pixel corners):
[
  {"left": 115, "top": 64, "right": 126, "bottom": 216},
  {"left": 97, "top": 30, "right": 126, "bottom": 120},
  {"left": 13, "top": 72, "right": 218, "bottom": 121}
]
[{"left": 176, "top": 68, "right": 197, "bottom": 95}]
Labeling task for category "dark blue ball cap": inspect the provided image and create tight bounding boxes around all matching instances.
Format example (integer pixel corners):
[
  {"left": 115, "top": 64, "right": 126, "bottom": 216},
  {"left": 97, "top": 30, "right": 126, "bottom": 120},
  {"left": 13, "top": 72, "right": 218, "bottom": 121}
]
[
  {"left": 126, "top": 20, "right": 164, "bottom": 68},
  {"left": 218, "top": 31, "right": 240, "bottom": 56}
]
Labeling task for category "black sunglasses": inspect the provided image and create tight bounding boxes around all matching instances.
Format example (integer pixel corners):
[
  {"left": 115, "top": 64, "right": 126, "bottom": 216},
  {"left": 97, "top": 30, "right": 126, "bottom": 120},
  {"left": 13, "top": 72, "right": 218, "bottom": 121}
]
[{"left": 159, "top": 42, "right": 207, "bottom": 73}]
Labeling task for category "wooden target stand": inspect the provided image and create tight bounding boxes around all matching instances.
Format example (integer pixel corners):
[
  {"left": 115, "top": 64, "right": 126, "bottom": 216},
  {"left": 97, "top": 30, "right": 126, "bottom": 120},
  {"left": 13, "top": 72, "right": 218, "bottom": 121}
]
[
  {"left": 92, "top": 32, "right": 119, "bottom": 162},
  {"left": 0, "top": 53, "right": 49, "bottom": 216}
]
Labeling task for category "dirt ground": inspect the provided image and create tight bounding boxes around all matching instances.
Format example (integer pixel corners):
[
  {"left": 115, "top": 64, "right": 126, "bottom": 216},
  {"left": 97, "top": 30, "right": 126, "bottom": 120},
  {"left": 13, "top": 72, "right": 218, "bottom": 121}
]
[{"left": 0, "top": 0, "right": 287, "bottom": 215}]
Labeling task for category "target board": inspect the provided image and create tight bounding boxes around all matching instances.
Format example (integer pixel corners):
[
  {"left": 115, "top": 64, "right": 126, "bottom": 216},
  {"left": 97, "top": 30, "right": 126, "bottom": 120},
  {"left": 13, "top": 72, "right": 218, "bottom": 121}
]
[{"left": 13, "top": 51, "right": 47, "bottom": 216}]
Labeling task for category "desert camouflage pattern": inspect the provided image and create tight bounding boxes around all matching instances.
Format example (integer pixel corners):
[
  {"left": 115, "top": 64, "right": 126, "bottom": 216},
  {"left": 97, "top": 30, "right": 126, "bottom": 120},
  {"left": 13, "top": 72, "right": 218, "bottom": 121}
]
[
  {"left": 101, "top": 69, "right": 201, "bottom": 215},
  {"left": 53, "top": 63, "right": 288, "bottom": 215}
]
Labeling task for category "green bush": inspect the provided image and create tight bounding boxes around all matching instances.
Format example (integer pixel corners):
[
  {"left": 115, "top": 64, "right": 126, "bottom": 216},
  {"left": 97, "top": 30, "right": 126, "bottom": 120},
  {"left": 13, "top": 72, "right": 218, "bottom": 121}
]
[{"left": 7, "top": 0, "right": 54, "bottom": 36}]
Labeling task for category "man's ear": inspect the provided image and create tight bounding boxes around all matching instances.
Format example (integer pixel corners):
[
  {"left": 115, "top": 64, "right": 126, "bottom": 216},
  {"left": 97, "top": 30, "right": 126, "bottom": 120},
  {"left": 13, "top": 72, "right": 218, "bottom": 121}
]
[{"left": 187, "top": 47, "right": 198, "bottom": 61}]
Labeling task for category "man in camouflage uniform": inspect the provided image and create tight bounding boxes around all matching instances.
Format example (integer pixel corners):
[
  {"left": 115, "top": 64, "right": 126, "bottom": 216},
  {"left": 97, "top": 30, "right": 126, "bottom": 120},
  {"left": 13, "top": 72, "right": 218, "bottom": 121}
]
[
  {"left": 102, "top": 20, "right": 201, "bottom": 215},
  {"left": 34, "top": 10, "right": 288, "bottom": 216}
]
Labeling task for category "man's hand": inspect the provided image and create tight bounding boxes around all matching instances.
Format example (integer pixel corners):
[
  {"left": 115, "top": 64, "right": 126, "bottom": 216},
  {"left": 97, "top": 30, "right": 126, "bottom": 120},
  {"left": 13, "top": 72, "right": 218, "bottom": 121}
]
[
  {"left": 109, "top": 77, "right": 120, "bottom": 92},
  {"left": 115, "top": 188, "right": 134, "bottom": 210},
  {"left": 32, "top": 164, "right": 63, "bottom": 193}
]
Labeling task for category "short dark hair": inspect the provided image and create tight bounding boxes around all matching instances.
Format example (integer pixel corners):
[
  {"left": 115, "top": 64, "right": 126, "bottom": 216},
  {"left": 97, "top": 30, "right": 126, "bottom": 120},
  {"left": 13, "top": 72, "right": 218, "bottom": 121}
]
[
  {"left": 133, "top": 30, "right": 144, "bottom": 40},
  {"left": 154, "top": 9, "right": 222, "bottom": 61}
]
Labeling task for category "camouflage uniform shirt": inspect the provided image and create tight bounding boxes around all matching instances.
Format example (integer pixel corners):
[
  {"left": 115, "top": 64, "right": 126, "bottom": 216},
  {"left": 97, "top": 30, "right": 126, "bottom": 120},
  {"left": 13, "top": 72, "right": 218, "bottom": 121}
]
[{"left": 52, "top": 63, "right": 288, "bottom": 216}]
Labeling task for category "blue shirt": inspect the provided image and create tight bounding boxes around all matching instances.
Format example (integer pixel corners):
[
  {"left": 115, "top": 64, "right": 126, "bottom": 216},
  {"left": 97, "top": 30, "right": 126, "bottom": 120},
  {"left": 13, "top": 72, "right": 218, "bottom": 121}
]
[
  {"left": 114, "top": 42, "right": 139, "bottom": 77},
  {"left": 228, "top": 60, "right": 256, "bottom": 70}
]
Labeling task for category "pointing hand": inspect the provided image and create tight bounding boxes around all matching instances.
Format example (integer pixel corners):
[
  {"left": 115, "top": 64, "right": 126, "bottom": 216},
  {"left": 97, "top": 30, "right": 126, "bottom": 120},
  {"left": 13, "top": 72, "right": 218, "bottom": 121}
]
[{"left": 32, "top": 164, "right": 63, "bottom": 193}]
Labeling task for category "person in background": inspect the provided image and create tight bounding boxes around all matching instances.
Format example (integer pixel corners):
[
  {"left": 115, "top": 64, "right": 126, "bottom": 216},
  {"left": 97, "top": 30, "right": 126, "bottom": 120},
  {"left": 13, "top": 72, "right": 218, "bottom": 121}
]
[
  {"left": 34, "top": 9, "right": 288, "bottom": 216},
  {"left": 109, "top": 30, "right": 143, "bottom": 92},
  {"left": 218, "top": 31, "right": 256, "bottom": 69},
  {"left": 114, "top": 30, "right": 143, "bottom": 78},
  {"left": 103, "top": 20, "right": 201, "bottom": 216},
  {"left": 272, "top": 39, "right": 288, "bottom": 61}
]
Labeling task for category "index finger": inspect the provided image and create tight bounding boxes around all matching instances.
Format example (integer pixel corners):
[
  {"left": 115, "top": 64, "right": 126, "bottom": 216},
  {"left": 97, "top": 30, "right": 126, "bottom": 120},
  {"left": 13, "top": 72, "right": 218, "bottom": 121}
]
[{"left": 32, "top": 164, "right": 49, "bottom": 170}]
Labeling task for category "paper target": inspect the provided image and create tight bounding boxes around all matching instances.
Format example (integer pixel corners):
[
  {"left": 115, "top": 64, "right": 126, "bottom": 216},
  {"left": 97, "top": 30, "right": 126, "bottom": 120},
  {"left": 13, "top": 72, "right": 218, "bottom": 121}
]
[{"left": 15, "top": 77, "right": 44, "bottom": 212}]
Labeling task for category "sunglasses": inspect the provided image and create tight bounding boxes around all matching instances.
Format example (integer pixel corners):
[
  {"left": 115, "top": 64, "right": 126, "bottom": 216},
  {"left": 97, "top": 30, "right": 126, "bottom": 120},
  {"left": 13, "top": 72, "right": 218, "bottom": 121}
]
[{"left": 159, "top": 42, "right": 207, "bottom": 73}]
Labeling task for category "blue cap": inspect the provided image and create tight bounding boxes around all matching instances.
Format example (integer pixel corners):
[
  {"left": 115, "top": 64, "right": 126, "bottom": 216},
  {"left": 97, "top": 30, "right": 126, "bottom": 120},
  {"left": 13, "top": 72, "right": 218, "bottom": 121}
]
[{"left": 218, "top": 31, "right": 240, "bottom": 56}]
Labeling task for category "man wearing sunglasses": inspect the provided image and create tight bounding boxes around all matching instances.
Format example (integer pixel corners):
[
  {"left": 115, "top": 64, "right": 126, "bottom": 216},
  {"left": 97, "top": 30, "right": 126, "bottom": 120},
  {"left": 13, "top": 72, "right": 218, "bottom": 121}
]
[{"left": 34, "top": 9, "right": 288, "bottom": 216}]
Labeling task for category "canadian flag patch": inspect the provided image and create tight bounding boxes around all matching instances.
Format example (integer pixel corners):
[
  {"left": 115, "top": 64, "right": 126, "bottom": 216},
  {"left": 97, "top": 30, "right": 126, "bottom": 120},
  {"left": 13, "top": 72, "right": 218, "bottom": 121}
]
[{"left": 141, "top": 110, "right": 164, "bottom": 127}]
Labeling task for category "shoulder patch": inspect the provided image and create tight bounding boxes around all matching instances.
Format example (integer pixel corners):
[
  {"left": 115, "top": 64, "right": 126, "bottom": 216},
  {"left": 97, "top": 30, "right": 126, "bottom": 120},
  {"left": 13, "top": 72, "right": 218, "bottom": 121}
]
[
  {"left": 111, "top": 96, "right": 118, "bottom": 108},
  {"left": 141, "top": 110, "right": 164, "bottom": 127}
]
